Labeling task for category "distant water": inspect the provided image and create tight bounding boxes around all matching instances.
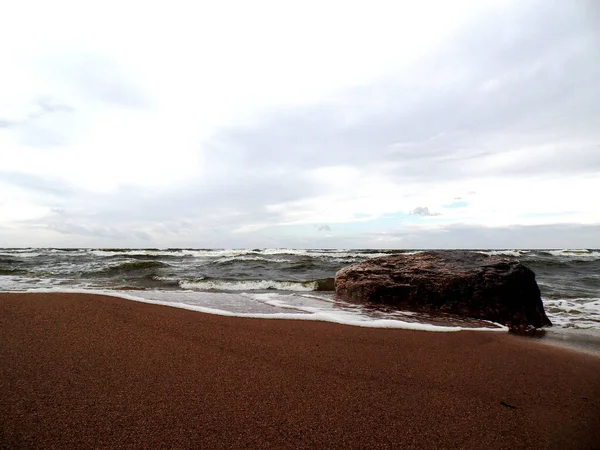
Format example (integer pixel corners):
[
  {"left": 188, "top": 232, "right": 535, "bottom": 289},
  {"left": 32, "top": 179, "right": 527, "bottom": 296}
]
[{"left": 0, "top": 248, "right": 598, "bottom": 334}]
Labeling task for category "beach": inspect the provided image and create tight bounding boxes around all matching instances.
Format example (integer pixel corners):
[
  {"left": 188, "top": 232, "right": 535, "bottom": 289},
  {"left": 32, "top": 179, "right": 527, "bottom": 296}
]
[{"left": 1, "top": 293, "right": 599, "bottom": 449}]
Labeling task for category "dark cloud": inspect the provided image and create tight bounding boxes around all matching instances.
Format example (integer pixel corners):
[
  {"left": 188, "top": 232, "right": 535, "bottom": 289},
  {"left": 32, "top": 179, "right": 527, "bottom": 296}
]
[
  {"left": 316, "top": 224, "right": 331, "bottom": 232},
  {"left": 208, "top": 0, "right": 600, "bottom": 185},
  {"left": 410, "top": 207, "right": 440, "bottom": 217}
]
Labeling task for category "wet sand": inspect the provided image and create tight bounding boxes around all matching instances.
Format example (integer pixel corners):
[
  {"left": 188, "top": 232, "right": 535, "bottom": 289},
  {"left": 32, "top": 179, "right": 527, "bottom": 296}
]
[
  {"left": 537, "top": 327, "right": 600, "bottom": 356},
  {"left": 1, "top": 292, "right": 599, "bottom": 449}
]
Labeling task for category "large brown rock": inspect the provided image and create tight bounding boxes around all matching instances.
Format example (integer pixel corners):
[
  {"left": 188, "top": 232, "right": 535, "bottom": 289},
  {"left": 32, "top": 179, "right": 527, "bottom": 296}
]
[{"left": 335, "top": 251, "right": 552, "bottom": 330}]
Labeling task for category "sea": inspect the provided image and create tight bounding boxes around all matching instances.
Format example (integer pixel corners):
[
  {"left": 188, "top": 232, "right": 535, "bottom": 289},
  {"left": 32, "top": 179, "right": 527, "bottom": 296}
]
[{"left": 1, "top": 248, "right": 599, "bottom": 342}]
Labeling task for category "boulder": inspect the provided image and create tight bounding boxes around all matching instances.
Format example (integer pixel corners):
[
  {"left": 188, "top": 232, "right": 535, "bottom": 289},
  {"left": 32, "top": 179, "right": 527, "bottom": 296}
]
[{"left": 335, "top": 251, "right": 552, "bottom": 330}]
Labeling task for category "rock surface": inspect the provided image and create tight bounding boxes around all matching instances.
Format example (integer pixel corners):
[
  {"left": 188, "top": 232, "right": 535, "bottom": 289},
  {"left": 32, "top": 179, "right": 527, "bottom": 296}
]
[{"left": 335, "top": 251, "right": 552, "bottom": 330}]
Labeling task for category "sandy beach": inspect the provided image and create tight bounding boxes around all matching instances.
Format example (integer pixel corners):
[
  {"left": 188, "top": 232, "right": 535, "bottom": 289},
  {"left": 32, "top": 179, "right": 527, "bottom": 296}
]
[{"left": 1, "top": 292, "right": 599, "bottom": 449}]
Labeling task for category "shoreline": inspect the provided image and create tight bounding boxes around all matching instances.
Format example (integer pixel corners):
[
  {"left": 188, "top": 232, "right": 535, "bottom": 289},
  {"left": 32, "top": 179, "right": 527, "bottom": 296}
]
[
  {"left": 0, "top": 288, "right": 516, "bottom": 332},
  {"left": 535, "top": 327, "right": 600, "bottom": 357},
  {"left": 2, "top": 292, "right": 599, "bottom": 448}
]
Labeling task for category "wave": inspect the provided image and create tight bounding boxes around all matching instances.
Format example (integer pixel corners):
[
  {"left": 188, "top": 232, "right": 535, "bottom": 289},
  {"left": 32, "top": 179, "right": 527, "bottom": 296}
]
[
  {"left": 65, "top": 248, "right": 420, "bottom": 262},
  {"left": 98, "top": 260, "right": 171, "bottom": 275},
  {"left": 213, "top": 256, "right": 294, "bottom": 264},
  {"left": 96, "top": 248, "right": 162, "bottom": 252},
  {"left": 260, "top": 249, "right": 404, "bottom": 259},
  {"left": 543, "top": 298, "right": 600, "bottom": 330},
  {"left": 477, "top": 250, "right": 529, "bottom": 257},
  {"left": 0, "top": 257, "right": 18, "bottom": 265},
  {"left": 207, "top": 257, "right": 326, "bottom": 271},
  {"left": 180, "top": 277, "right": 335, "bottom": 292},
  {"left": 0, "top": 251, "right": 41, "bottom": 258},
  {"left": 90, "top": 249, "right": 188, "bottom": 258},
  {"left": 0, "top": 268, "right": 29, "bottom": 275},
  {"left": 543, "top": 249, "right": 600, "bottom": 260}
]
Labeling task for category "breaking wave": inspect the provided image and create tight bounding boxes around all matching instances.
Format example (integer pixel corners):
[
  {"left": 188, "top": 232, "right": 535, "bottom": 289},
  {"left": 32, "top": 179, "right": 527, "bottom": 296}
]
[
  {"left": 543, "top": 249, "right": 600, "bottom": 260},
  {"left": 477, "top": 250, "right": 530, "bottom": 257},
  {"left": 1, "top": 247, "right": 598, "bottom": 332},
  {"left": 98, "top": 260, "right": 171, "bottom": 275},
  {"left": 180, "top": 277, "right": 335, "bottom": 292}
]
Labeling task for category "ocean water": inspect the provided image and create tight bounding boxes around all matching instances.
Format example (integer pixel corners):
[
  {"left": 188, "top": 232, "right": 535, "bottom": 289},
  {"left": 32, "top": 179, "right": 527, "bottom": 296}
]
[{"left": 0, "top": 248, "right": 599, "bottom": 334}]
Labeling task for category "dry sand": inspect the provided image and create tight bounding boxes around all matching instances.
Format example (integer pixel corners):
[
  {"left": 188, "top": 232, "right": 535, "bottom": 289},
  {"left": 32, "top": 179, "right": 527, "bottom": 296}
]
[{"left": 1, "top": 292, "right": 599, "bottom": 449}]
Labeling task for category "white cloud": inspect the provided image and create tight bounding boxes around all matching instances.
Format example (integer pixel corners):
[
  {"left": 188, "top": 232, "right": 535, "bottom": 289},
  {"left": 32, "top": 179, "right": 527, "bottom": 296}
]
[{"left": 0, "top": 0, "right": 599, "bottom": 248}]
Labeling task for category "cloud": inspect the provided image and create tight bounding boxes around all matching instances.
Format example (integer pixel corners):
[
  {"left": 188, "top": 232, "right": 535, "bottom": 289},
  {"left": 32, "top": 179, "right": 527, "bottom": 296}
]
[
  {"left": 0, "top": 98, "right": 76, "bottom": 147},
  {"left": 360, "top": 223, "right": 600, "bottom": 250},
  {"left": 30, "top": 98, "right": 74, "bottom": 118},
  {"left": 46, "top": 219, "right": 143, "bottom": 241},
  {"left": 0, "top": 118, "right": 18, "bottom": 128},
  {"left": 410, "top": 207, "right": 440, "bottom": 217},
  {"left": 0, "top": 172, "right": 74, "bottom": 196},
  {"left": 59, "top": 55, "right": 150, "bottom": 109},
  {"left": 0, "top": 0, "right": 598, "bottom": 248},
  {"left": 0, "top": 98, "right": 73, "bottom": 126}
]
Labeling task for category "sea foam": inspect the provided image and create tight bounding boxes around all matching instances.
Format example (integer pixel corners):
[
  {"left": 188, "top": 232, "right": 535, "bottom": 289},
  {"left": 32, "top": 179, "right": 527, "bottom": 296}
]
[
  {"left": 179, "top": 279, "right": 318, "bottom": 292},
  {"left": 0, "top": 288, "right": 508, "bottom": 333}
]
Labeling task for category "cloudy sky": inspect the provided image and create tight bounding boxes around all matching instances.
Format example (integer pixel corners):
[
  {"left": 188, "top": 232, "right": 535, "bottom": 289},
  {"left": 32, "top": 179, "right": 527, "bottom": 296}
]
[{"left": 1, "top": 0, "right": 599, "bottom": 249}]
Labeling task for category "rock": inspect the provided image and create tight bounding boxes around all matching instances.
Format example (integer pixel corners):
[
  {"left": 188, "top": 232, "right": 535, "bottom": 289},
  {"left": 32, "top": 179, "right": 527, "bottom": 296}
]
[
  {"left": 314, "top": 278, "right": 336, "bottom": 292},
  {"left": 335, "top": 251, "right": 552, "bottom": 330}
]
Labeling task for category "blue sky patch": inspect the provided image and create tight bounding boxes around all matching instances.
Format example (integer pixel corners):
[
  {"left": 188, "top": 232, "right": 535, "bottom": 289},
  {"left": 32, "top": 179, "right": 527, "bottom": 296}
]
[{"left": 444, "top": 201, "right": 469, "bottom": 209}]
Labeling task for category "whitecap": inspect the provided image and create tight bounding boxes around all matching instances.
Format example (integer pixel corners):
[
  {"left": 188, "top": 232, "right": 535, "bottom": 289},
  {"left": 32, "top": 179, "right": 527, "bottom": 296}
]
[{"left": 179, "top": 279, "right": 317, "bottom": 291}]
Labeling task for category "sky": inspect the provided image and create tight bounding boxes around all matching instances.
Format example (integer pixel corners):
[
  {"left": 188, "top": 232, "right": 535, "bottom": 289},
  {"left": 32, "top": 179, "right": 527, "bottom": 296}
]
[{"left": 1, "top": 0, "right": 599, "bottom": 249}]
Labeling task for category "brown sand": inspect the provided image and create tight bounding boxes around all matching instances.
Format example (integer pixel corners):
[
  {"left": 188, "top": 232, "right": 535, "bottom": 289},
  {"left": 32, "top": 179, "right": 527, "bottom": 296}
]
[{"left": 1, "top": 293, "right": 599, "bottom": 449}]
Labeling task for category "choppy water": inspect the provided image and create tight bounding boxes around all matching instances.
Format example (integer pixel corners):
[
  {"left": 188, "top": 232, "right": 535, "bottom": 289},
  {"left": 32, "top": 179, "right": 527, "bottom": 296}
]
[{"left": 0, "top": 248, "right": 598, "bottom": 333}]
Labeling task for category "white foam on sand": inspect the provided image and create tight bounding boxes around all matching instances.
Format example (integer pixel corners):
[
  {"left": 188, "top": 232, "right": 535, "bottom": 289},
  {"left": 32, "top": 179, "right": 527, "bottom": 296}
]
[{"left": 1, "top": 288, "right": 508, "bottom": 333}]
